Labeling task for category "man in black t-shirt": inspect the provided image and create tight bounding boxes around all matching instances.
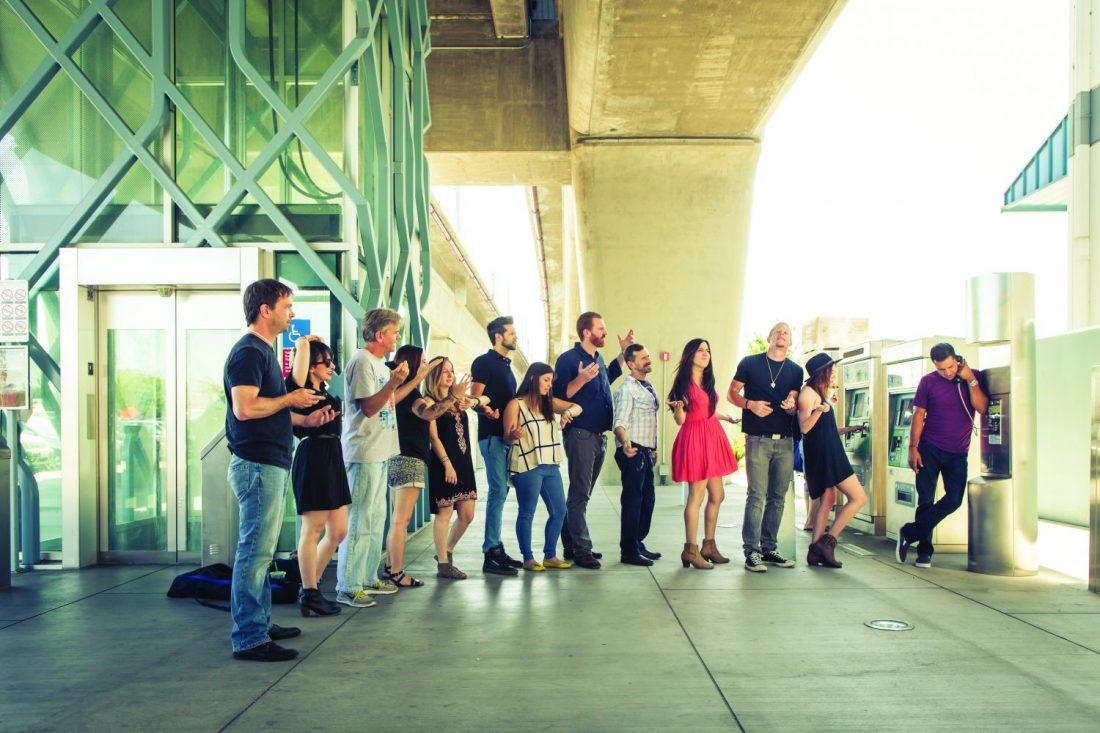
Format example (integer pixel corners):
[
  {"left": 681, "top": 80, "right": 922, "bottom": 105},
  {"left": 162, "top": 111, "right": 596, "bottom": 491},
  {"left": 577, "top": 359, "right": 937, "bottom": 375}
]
[
  {"left": 223, "top": 279, "right": 334, "bottom": 662},
  {"left": 727, "top": 323, "right": 804, "bottom": 572},
  {"left": 470, "top": 315, "right": 521, "bottom": 576}
]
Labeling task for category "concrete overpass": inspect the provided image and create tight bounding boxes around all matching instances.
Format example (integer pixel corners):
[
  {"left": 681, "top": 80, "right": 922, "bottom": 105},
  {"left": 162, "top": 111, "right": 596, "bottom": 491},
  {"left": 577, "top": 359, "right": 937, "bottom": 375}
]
[{"left": 426, "top": 0, "right": 845, "bottom": 374}]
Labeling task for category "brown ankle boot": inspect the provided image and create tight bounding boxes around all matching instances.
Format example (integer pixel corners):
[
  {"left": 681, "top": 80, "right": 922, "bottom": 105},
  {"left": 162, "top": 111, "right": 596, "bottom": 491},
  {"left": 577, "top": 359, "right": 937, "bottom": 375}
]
[
  {"left": 700, "top": 538, "right": 730, "bottom": 564},
  {"left": 813, "top": 533, "right": 843, "bottom": 568},
  {"left": 680, "top": 543, "right": 714, "bottom": 570}
]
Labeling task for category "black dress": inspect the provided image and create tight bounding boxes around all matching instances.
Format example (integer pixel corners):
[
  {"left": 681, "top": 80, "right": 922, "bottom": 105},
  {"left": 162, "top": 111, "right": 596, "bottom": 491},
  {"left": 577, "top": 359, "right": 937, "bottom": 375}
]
[
  {"left": 801, "top": 394, "right": 855, "bottom": 500},
  {"left": 428, "top": 408, "right": 478, "bottom": 513},
  {"left": 287, "top": 375, "right": 352, "bottom": 514}
]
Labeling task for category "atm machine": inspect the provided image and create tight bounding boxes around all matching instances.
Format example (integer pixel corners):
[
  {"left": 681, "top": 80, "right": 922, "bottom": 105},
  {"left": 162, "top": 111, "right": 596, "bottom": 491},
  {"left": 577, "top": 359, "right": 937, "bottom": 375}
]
[
  {"left": 883, "top": 337, "right": 972, "bottom": 551},
  {"left": 836, "top": 340, "right": 899, "bottom": 535}
]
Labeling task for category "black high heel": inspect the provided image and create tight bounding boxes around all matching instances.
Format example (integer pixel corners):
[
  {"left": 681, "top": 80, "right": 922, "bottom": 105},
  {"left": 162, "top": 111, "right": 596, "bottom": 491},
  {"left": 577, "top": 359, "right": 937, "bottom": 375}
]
[{"left": 299, "top": 587, "right": 341, "bottom": 617}]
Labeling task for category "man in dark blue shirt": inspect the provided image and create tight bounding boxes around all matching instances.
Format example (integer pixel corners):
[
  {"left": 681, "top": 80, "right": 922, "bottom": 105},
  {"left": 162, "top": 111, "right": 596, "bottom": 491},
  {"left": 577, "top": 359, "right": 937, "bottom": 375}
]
[
  {"left": 553, "top": 312, "right": 633, "bottom": 569},
  {"left": 470, "top": 315, "right": 521, "bottom": 576},
  {"left": 223, "top": 279, "right": 334, "bottom": 662}
]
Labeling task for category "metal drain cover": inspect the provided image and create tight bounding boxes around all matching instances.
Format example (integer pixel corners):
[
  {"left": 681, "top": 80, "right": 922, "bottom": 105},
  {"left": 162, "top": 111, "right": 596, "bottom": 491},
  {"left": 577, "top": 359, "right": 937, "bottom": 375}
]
[{"left": 865, "top": 619, "right": 914, "bottom": 631}]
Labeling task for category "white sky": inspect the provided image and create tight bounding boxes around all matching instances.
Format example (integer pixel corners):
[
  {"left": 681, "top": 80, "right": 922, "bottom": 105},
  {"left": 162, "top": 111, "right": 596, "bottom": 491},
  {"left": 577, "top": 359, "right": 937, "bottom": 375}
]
[
  {"left": 435, "top": 0, "right": 1072, "bottom": 361},
  {"left": 432, "top": 185, "right": 548, "bottom": 360},
  {"left": 742, "top": 0, "right": 1071, "bottom": 348}
]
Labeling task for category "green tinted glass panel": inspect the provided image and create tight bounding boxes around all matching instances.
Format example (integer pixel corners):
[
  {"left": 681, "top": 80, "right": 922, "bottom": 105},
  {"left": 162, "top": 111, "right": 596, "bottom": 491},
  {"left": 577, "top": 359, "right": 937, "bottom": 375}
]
[
  {"left": 184, "top": 328, "right": 239, "bottom": 552},
  {"left": 106, "top": 328, "right": 167, "bottom": 552}
]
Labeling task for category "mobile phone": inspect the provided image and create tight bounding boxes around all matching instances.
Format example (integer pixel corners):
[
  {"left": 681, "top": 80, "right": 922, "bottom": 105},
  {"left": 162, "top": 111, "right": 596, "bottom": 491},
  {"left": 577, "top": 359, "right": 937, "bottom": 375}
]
[{"left": 955, "top": 355, "right": 966, "bottom": 364}]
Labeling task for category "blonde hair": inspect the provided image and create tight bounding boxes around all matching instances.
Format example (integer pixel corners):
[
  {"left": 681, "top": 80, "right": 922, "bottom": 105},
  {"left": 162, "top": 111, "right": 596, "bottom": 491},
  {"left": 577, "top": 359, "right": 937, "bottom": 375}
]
[{"left": 424, "top": 358, "right": 453, "bottom": 402}]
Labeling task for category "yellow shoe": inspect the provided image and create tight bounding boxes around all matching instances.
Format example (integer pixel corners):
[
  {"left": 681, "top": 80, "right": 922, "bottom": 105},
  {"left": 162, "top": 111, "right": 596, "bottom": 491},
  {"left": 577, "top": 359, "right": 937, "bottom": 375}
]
[
  {"left": 542, "top": 557, "right": 572, "bottom": 569},
  {"left": 523, "top": 560, "right": 545, "bottom": 572}
]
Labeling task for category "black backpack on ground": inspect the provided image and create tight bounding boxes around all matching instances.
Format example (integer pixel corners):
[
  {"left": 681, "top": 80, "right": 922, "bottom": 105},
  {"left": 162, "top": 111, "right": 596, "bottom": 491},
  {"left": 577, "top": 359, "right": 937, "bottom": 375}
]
[{"left": 167, "top": 560, "right": 301, "bottom": 608}]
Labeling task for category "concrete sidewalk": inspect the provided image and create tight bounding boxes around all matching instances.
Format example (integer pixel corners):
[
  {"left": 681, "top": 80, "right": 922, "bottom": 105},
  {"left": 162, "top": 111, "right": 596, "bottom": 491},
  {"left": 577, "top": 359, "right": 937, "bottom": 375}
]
[{"left": 2, "top": 476, "right": 1099, "bottom": 732}]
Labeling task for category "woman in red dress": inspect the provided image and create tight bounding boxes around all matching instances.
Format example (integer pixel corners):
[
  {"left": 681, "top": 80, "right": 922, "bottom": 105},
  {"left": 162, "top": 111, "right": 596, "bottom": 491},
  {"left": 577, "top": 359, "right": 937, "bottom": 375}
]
[{"left": 668, "top": 338, "right": 740, "bottom": 569}]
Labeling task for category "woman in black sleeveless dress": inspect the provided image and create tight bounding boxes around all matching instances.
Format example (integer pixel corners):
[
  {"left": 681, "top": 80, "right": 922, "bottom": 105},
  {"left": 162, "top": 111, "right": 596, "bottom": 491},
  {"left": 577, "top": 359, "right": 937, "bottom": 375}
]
[
  {"left": 424, "top": 358, "right": 490, "bottom": 579},
  {"left": 798, "top": 353, "right": 867, "bottom": 568},
  {"left": 287, "top": 336, "right": 351, "bottom": 616}
]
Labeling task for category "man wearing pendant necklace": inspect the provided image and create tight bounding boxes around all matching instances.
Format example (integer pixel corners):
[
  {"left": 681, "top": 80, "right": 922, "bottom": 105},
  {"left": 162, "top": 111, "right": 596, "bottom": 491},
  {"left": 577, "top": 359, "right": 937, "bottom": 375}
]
[{"left": 727, "top": 322, "right": 804, "bottom": 572}]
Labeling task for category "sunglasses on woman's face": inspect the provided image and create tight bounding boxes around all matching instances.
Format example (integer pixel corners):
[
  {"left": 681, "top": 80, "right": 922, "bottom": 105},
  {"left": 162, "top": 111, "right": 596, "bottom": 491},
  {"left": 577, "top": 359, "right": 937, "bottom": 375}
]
[{"left": 313, "top": 358, "right": 335, "bottom": 367}]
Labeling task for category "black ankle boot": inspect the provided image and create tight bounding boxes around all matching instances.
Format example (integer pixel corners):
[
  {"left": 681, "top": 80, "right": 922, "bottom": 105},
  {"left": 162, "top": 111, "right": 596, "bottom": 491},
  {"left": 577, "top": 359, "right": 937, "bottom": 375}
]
[{"left": 299, "top": 587, "right": 342, "bottom": 617}]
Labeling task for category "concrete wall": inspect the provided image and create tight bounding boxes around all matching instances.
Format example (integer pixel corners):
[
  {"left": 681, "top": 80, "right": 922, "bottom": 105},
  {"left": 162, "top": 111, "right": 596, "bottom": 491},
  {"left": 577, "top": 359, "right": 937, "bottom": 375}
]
[
  {"left": 571, "top": 140, "right": 761, "bottom": 481},
  {"left": 425, "top": 38, "right": 569, "bottom": 153},
  {"left": 1035, "top": 327, "right": 1100, "bottom": 525}
]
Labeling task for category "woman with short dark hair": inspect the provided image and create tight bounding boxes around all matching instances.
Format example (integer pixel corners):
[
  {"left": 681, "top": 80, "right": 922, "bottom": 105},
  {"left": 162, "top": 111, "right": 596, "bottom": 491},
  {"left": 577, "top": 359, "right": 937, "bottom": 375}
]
[{"left": 287, "top": 335, "right": 350, "bottom": 616}]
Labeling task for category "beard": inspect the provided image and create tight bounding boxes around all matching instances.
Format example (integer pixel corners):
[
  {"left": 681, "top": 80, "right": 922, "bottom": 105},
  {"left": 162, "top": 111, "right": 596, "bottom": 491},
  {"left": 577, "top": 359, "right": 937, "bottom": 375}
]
[
  {"left": 503, "top": 338, "right": 517, "bottom": 351},
  {"left": 590, "top": 334, "right": 606, "bottom": 348}
]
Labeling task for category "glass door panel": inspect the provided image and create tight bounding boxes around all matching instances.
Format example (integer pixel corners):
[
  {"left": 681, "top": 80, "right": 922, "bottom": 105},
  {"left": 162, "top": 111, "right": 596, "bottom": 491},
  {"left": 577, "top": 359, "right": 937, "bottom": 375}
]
[
  {"left": 99, "top": 292, "right": 175, "bottom": 558},
  {"left": 106, "top": 329, "right": 168, "bottom": 551},
  {"left": 176, "top": 291, "right": 242, "bottom": 556}
]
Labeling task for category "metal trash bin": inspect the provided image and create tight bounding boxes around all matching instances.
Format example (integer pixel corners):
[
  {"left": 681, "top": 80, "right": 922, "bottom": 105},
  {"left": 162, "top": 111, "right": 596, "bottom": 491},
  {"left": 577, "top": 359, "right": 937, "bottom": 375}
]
[
  {"left": 1, "top": 446, "right": 11, "bottom": 588},
  {"left": 968, "top": 476, "right": 1036, "bottom": 576}
]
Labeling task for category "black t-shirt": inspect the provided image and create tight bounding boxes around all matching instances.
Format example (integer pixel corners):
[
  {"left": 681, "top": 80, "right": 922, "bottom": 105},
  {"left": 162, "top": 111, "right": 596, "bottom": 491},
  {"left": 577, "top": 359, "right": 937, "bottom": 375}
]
[
  {"left": 395, "top": 387, "right": 431, "bottom": 462},
  {"left": 733, "top": 353, "right": 805, "bottom": 437},
  {"left": 285, "top": 374, "right": 342, "bottom": 440},
  {"left": 471, "top": 349, "right": 517, "bottom": 441},
  {"left": 223, "top": 333, "right": 293, "bottom": 469}
]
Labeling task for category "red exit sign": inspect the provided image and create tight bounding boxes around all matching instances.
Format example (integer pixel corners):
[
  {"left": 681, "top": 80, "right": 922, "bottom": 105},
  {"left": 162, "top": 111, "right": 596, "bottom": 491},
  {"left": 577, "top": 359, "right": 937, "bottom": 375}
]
[{"left": 660, "top": 351, "right": 671, "bottom": 362}]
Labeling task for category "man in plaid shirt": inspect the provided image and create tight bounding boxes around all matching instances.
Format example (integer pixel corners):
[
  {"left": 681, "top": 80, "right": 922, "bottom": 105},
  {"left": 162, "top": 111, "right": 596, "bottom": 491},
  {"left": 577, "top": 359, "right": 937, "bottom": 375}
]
[{"left": 612, "top": 344, "right": 662, "bottom": 566}]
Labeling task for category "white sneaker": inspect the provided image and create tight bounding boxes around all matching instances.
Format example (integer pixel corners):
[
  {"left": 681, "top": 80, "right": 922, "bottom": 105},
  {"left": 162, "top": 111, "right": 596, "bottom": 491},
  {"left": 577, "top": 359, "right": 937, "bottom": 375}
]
[
  {"left": 335, "top": 590, "right": 377, "bottom": 608},
  {"left": 363, "top": 579, "right": 398, "bottom": 595}
]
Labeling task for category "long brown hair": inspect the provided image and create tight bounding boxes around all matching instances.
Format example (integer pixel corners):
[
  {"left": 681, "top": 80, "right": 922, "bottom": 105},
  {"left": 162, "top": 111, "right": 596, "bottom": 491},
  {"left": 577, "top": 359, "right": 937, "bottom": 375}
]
[
  {"left": 806, "top": 364, "right": 833, "bottom": 401},
  {"left": 516, "top": 362, "right": 555, "bottom": 422},
  {"left": 425, "top": 357, "right": 453, "bottom": 403},
  {"left": 667, "top": 338, "right": 717, "bottom": 416},
  {"left": 392, "top": 344, "right": 423, "bottom": 386}
]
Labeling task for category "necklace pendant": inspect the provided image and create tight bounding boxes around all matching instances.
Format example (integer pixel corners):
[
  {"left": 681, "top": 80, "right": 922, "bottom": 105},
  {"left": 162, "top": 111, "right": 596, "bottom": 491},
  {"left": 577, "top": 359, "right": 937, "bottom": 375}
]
[{"left": 770, "top": 381, "right": 776, "bottom": 389}]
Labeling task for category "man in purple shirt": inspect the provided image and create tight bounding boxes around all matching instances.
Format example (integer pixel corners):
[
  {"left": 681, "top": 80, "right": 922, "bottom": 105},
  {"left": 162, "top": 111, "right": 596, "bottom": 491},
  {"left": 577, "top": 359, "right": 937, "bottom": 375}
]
[{"left": 896, "top": 342, "right": 988, "bottom": 568}]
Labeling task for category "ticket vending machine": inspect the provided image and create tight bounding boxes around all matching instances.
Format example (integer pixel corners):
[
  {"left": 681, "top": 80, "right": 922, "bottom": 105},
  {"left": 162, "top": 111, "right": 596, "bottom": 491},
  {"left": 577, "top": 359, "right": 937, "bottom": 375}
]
[
  {"left": 883, "top": 338, "right": 971, "bottom": 551},
  {"left": 837, "top": 340, "right": 898, "bottom": 535}
]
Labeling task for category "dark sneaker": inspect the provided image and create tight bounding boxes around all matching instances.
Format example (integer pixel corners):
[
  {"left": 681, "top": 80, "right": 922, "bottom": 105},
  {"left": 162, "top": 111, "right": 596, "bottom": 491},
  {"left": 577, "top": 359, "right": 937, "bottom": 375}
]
[
  {"left": 573, "top": 554, "right": 601, "bottom": 569},
  {"left": 495, "top": 545, "right": 523, "bottom": 569},
  {"left": 914, "top": 554, "right": 932, "bottom": 568},
  {"left": 744, "top": 551, "right": 767, "bottom": 572},
  {"left": 268, "top": 624, "right": 301, "bottom": 640},
  {"left": 483, "top": 553, "right": 519, "bottom": 576},
  {"left": 620, "top": 554, "right": 654, "bottom": 567},
  {"left": 233, "top": 641, "right": 298, "bottom": 662},
  {"left": 761, "top": 550, "right": 796, "bottom": 568},
  {"left": 639, "top": 547, "right": 662, "bottom": 560},
  {"left": 591, "top": 551, "right": 603, "bottom": 560},
  {"left": 895, "top": 527, "right": 914, "bottom": 564}
]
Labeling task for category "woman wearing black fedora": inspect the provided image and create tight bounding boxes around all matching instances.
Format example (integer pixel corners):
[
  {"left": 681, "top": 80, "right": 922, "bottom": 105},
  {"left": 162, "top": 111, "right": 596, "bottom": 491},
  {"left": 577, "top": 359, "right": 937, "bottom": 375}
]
[{"left": 797, "top": 352, "right": 867, "bottom": 568}]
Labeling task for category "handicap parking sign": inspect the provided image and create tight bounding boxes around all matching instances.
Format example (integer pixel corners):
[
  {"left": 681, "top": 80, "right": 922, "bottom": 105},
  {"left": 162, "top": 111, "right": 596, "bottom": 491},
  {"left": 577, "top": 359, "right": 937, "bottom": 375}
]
[{"left": 282, "top": 319, "right": 310, "bottom": 348}]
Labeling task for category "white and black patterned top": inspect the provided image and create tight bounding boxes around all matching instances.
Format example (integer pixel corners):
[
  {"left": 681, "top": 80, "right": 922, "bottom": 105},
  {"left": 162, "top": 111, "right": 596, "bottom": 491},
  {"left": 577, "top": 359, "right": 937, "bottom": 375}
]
[
  {"left": 508, "top": 400, "right": 561, "bottom": 474},
  {"left": 613, "top": 375, "right": 659, "bottom": 451}
]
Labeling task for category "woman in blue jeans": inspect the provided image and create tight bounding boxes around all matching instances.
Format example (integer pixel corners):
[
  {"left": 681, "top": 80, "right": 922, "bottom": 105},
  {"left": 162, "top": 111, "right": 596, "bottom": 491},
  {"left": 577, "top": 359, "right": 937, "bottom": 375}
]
[{"left": 502, "top": 362, "right": 583, "bottom": 572}]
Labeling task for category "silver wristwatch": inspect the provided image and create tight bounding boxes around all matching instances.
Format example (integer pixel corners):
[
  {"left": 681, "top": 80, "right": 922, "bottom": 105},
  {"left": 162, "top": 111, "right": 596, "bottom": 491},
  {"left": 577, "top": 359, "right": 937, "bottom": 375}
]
[{"left": 967, "top": 378, "right": 979, "bottom": 388}]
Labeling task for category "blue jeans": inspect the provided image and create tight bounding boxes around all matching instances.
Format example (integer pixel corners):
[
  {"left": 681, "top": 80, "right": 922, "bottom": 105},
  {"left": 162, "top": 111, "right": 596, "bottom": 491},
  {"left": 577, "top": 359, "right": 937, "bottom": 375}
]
[
  {"left": 615, "top": 447, "right": 656, "bottom": 556},
  {"left": 228, "top": 456, "right": 289, "bottom": 653},
  {"left": 337, "top": 461, "right": 389, "bottom": 594},
  {"left": 479, "top": 437, "right": 511, "bottom": 553},
  {"left": 904, "top": 440, "right": 969, "bottom": 556},
  {"left": 741, "top": 435, "right": 794, "bottom": 557},
  {"left": 512, "top": 464, "right": 567, "bottom": 561}
]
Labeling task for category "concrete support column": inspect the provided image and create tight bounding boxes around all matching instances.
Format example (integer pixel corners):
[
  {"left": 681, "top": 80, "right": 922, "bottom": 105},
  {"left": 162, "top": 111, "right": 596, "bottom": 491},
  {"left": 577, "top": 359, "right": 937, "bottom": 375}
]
[
  {"left": 1069, "top": 0, "right": 1100, "bottom": 328},
  {"left": 570, "top": 139, "right": 760, "bottom": 485}
]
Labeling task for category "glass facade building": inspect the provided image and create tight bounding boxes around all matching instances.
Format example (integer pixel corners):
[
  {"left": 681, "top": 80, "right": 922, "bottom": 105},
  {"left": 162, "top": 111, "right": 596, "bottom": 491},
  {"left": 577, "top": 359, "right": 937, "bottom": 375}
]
[{"left": 0, "top": 0, "right": 433, "bottom": 567}]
